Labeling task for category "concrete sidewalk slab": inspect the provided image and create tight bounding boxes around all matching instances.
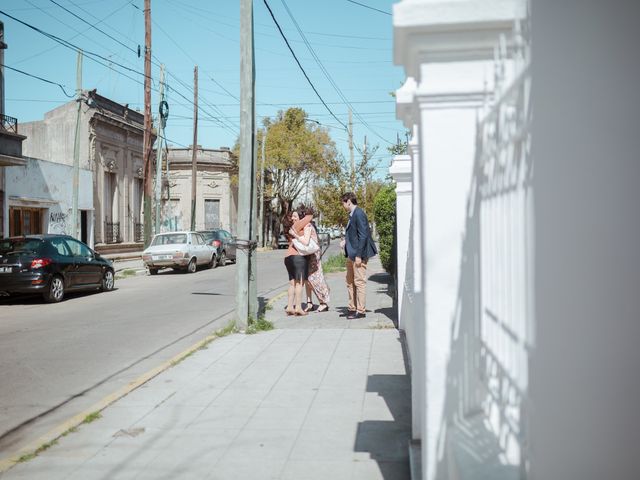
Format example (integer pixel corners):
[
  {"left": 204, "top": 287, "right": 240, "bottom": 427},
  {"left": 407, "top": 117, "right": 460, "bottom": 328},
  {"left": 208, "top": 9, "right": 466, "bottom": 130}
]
[{"left": 1, "top": 257, "right": 410, "bottom": 480}]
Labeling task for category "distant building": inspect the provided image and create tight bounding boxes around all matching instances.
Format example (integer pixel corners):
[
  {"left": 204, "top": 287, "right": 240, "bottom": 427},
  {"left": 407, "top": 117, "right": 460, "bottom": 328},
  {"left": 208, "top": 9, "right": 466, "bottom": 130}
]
[
  {"left": 16, "top": 90, "right": 149, "bottom": 251},
  {"left": 0, "top": 20, "right": 29, "bottom": 238},
  {"left": 161, "top": 146, "right": 237, "bottom": 234}
]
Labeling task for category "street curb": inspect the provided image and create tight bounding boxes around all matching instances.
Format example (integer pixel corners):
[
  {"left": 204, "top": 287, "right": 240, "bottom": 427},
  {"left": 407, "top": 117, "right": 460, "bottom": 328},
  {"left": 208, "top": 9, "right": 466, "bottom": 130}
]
[
  {"left": 0, "top": 314, "right": 235, "bottom": 474},
  {"left": 265, "top": 289, "right": 287, "bottom": 309}
]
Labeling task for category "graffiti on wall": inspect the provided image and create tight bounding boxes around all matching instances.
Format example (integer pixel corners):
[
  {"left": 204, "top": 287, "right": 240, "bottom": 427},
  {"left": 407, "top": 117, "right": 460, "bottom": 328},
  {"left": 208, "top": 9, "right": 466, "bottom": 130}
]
[{"left": 49, "top": 210, "right": 70, "bottom": 234}]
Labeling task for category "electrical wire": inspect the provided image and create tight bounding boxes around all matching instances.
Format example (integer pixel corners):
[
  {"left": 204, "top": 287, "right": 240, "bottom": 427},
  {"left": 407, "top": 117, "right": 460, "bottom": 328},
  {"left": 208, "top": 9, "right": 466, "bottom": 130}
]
[
  {"left": 1, "top": 64, "right": 75, "bottom": 98},
  {"left": 262, "top": 0, "right": 348, "bottom": 131},
  {"left": 279, "top": 0, "right": 392, "bottom": 145},
  {"left": 345, "top": 0, "right": 391, "bottom": 16}
]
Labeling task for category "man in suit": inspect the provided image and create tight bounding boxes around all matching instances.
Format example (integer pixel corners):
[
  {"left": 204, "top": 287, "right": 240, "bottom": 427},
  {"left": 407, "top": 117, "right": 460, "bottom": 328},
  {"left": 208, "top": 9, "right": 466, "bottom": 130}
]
[{"left": 339, "top": 192, "right": 377, "bottom": 319}]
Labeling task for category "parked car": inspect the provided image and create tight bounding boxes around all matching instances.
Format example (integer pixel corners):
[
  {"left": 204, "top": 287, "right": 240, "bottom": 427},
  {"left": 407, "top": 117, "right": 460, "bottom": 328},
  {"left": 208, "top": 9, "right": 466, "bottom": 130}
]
[
  {"left": 0, "top": 235, "right": 114, "bottom": 303},
  {"left": 142, "top": 231, "right": 216, "bottom": 274},
  {"left": 197, "top": 229, "right": 237, "bottom": 266},
  {"left": 277, "top": 234, "right": 289, "bottom": 249},
  {"left": 317, "top": 231, "right": 330, "bottom": 247}
]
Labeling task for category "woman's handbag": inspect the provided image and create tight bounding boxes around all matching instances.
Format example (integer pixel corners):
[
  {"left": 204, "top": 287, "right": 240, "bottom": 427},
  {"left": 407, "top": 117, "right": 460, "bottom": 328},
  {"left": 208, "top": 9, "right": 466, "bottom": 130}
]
[{"left": 293, "top": 237, "right": 320, "bottom": 255}]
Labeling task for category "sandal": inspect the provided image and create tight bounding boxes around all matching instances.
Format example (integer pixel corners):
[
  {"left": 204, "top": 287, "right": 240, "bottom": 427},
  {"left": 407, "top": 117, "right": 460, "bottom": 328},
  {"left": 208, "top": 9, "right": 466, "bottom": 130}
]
[
  {"left": 303, "top": 302, "right": 314, "bottom": 313},
  {"left": 317, "top": 304, "right": 329, "bottom": 313},
  {"left": 294, "top": 309, "right": 308, "bottom": 316},
  {"left": 285, "top": 308, "right": 295, "bottom": 316}
]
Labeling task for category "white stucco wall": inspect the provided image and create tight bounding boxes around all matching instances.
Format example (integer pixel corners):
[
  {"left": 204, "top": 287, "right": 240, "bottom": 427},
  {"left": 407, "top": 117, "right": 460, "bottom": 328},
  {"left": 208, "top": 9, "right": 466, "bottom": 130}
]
[{"left": 5, "top": 157, "right": 93, "bottom": 243}]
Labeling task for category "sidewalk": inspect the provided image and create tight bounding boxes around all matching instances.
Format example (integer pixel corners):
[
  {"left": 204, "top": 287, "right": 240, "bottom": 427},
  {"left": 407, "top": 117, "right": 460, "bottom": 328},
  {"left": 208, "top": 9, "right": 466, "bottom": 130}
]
[{"left": 1, "top": 257, "right": 411, "bottom": 480}]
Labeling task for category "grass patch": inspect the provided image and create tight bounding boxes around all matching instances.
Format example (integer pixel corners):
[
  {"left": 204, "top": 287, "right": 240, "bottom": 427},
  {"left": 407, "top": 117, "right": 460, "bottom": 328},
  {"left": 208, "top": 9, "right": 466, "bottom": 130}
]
[
  {"left": 322, "top": 253, "right": 346, "bottom": 273},
  {"left": 83, "top": 411, "right": 102, "bottom": 424},
  {"left": 115, "top": 268, "right": 138, "bottom": 280},
  {"left": 215, "top": 320, "right": 237, "bottom": 337},
  {"left": 246, "top": 316, "right": 274, "bottom": 335},
  {"left": 17, "top": 439, "right": 59, "bottom": 463}
]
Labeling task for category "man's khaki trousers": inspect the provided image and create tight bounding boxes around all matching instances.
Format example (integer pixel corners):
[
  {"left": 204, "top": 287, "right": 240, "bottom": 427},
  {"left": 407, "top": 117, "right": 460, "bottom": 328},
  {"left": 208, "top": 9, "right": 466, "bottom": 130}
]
[{"left": 346, "top": 257, "right": 368, "bottom": 314}]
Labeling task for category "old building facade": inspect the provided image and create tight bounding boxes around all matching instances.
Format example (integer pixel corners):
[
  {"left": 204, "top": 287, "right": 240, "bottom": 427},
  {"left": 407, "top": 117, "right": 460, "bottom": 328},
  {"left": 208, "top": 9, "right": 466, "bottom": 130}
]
[
  {"left": 161, "top": 146, "right": 237, "bottom": 234},
  {"left": 18, "top": 90, "right": 148, "bottom": 251}
]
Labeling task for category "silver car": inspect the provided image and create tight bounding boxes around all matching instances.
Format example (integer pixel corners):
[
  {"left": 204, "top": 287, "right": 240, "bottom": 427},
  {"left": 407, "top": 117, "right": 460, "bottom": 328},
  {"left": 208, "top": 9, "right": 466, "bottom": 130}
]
[{"left": 142, "top": 231, "right": 217, "bottom": 275}]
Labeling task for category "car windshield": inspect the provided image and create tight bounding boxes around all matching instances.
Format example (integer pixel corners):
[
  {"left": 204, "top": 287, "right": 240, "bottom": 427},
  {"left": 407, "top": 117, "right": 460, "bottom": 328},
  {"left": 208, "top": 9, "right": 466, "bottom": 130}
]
[
  {"left": 0, "top": 238, "right": 44, "bottom": 255},
  {"left": 151, "top": 234, "right": 187, "bottom": 246}
]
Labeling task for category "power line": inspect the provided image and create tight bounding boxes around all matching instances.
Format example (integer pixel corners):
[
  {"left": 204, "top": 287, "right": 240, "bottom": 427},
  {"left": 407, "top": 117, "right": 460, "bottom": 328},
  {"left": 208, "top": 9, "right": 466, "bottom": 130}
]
[
  {"left": 47, "top": 0, "right": 138, "bottom": 55},
  {"left": 1, "top": 64, "right": 75, "bottom": 97},
  {"left": 345, "top": 0, "right": 391, "bottom": 16},
  {"left": 261, "top": 0, "right": 348, "bottom": 131},
  {"left": 279, "top": 0, "right": 392, "bottom": 145}
]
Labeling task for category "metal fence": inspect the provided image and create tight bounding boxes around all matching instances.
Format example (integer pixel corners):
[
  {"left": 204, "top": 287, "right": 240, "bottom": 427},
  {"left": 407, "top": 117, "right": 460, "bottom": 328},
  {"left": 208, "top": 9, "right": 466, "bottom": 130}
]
[
  {"left": 0, "top": 114, "right": 18, "bottom": 134},
  {"left": 134, "top": 222, "right": 144, "bottom": 243},
  {"left": 104, "top": 221, "right": 121, "bottom": 244}
]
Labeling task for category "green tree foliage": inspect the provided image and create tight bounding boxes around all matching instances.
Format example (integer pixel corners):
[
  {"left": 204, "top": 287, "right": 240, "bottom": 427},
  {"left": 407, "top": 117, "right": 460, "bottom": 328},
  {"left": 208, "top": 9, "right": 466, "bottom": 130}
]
[
  {"left": 373, "top": 184, "right": 396, "bottom": 274},
  {"left": 234, "top": 108, "right": 338, "bottom": 247},
  {"left": 313, "top": 140, "right": 382, "bottom": 227}
]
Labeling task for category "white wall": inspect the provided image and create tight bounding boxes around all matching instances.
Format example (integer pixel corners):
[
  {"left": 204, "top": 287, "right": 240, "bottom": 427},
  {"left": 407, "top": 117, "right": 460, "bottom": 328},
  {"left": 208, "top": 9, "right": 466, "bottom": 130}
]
[
  {"left": 5, "top": 157, "right": 93, "bottom": 242},
  {"left": 530, "top": 1, "right": 640, "bottom": 479}
]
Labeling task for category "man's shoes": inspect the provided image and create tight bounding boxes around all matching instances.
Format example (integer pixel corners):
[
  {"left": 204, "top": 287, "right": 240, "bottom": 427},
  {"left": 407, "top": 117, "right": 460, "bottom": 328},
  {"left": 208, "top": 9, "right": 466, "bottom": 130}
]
[{"left": 347, "top": 311, "right": 366, "bottom": 320}]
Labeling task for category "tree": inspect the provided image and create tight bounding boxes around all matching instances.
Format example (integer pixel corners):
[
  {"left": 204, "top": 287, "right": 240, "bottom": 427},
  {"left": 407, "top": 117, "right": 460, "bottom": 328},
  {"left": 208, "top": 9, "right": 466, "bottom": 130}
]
[
  {"left": 313, "top": 137, "right": 382, "bottom": 226},
  {"left": 373, "top": 184, "right": 396, "bottom": 274},
  {"left": 235, "top": 108, "right": 338, "bottom": 247}
]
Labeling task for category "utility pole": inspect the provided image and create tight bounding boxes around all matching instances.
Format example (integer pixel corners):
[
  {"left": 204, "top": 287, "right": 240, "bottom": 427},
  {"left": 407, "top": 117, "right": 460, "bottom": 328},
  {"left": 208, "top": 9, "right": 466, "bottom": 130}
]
[
  {"left": 362, "top": 135, "right": 368, "bottom": 204},
  {"left": 142, "top": 0, "right": 153, "bottom": 247},
  {"left": 71, "top": 50, "right": 83, "bottom": 239},
  {"left": 348, "top": 108, "right": 355, "bottom": 191},
  {"left": 236, "top": 0, "right": 258, "bottom": 330},
  {"left": 258, "top": 128, "right": 267, "bottom": 247},
  {"left": 190, "top": 65, "right": 198, "bottom": 231},
  {"left": 154, "top": 64, "right": 166, "bottom": 235}
]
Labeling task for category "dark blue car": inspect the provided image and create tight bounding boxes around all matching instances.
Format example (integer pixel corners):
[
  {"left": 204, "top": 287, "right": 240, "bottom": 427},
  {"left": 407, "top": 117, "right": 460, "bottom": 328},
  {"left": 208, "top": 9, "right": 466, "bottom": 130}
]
[{"left": 0, "top": 235, "right": 115, "bottom": 303}]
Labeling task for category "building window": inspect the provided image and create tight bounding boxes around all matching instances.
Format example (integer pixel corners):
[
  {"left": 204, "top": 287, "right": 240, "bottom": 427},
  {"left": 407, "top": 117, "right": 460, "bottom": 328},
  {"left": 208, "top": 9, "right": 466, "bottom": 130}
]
[
  {"left": 0, "top": 190, "right": 3, "bottom": 237},
  {"left": 204, "top": 199, "right": 220, "bottom": 230},
  {"left": 9, "top": 207, "right": 45, "bottom": 236}
]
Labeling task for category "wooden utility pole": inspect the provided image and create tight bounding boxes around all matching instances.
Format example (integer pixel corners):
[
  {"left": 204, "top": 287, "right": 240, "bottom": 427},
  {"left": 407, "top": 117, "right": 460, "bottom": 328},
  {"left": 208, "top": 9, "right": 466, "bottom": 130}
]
[
  {"left": 142, "top": 0, "right": 153, "bottom": 247},
  {"left": 362, "top": 135, "right": 368, "bottom": 203},
  {"left": 236, "top": 0, "right": 258, "bottom": 330},
  {"left": 190, "top": 65, "right": 198, "bottom": 231},
  {"left": 154, "top": 63, "right": 166, "bottom": 236},
  {"left": 71, "top": 50, "right": 82, "bottom": 239},
  {"left": 348, "top": 108, "right": 355, "bottom": 191},
  {"left": 258, "top": 128, "right": 267, "bottom": 247}
]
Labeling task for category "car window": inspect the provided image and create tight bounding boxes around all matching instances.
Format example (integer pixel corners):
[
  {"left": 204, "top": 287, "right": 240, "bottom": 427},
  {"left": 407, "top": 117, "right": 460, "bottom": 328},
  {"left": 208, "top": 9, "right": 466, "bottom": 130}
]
[
  {"left": 152, "top": 234, "right": 187, "bottom": 245},
  {"left": 0, "top": 238, "right": 44, "bottom": 254},
  {"left": 199, "top": 232, "right": 213, "bottom": 242},
  {"left": 48, "top": 237, "right": 72, "bottom": 257},
  {"left": 192, "top": 234, "right": 203, "bottom": 245},
  {"left": 65, "top": 238, "right": 93, "bottom": 257}
]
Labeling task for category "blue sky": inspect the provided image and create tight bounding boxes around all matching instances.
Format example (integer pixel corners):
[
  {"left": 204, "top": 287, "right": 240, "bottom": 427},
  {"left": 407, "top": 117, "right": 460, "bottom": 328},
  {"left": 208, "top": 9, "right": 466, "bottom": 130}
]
[{"left": 2, "top": 0, "right": 404, "bottom": 174}]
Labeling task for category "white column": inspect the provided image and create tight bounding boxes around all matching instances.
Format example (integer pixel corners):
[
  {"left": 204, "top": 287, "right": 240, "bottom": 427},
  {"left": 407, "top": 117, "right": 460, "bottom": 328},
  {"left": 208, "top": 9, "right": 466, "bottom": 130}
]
[{"left": 389, "top": 154, "right": 412, "bottom": 324}]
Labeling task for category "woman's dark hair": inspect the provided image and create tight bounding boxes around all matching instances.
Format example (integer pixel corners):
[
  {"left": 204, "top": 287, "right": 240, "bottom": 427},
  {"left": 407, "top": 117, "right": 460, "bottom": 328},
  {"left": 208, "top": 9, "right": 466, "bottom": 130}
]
[
  {"left": 282, "top": 211, "right": 294, "bottom": 240},
  {"left": 340, "top": 192, "right": 357, "bottom": 205},
  {"left": 297, "top": 204, "right": 314, "bottom": 218}
]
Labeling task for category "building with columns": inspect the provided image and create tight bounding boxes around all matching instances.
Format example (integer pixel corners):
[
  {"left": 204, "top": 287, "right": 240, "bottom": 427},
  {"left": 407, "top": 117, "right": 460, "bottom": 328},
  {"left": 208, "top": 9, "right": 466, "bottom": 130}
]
[
  {"left": 18, "top": 90, "right": 148, "bottom": 252},
  {"left": 160, "top": 146, "right": 237, "bottom": 234},
  {"left": 391, "top": 1, "right": 640, "bottom": 479}
]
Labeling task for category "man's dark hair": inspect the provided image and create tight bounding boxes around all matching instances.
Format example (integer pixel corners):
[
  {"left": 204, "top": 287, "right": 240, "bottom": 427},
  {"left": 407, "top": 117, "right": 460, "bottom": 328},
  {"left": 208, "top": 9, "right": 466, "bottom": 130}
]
[{"left": 341, "top": 192, "right": 358, "bottom": 205}]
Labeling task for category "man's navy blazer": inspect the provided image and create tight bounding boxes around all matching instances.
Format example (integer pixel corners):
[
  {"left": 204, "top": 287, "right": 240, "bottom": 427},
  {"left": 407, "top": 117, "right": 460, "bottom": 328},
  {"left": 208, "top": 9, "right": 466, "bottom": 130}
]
[{"left": 344, "top": 206, "right": 378, "bottom": 261}]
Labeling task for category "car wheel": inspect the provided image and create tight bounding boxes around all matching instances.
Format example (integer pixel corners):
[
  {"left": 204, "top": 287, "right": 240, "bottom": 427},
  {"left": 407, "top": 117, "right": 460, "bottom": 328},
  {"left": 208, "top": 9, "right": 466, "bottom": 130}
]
[
  {"left": 218, "top": 251, "right": 227, "bottom": 267},
  {"left": 43, "top": 275, "right": 65, "bottom": 303},
  {"left": 149, "top": 268, "right": 158, "bottom": 275},
  {"left": 208, "top": 254, "right": 217, "bottom": 269},
  {"left": 101, "top": 269, "right": 115, "bottom": 291},
  {"left": 186, "top": 258, "right": 197, "bottom": 273}
]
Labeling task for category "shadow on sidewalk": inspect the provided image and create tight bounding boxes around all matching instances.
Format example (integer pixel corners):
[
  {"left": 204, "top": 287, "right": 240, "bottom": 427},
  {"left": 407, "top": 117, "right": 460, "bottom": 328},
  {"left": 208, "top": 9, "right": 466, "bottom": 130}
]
[{"left": 355, "top": 374, "right": 412, "bottom": 479}]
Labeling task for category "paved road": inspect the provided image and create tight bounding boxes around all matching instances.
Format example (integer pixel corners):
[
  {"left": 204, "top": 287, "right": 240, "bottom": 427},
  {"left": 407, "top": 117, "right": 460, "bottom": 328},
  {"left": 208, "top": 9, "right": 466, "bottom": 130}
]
[{"left": 0, "top": 244, "right": 340, "bottom": 456}]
